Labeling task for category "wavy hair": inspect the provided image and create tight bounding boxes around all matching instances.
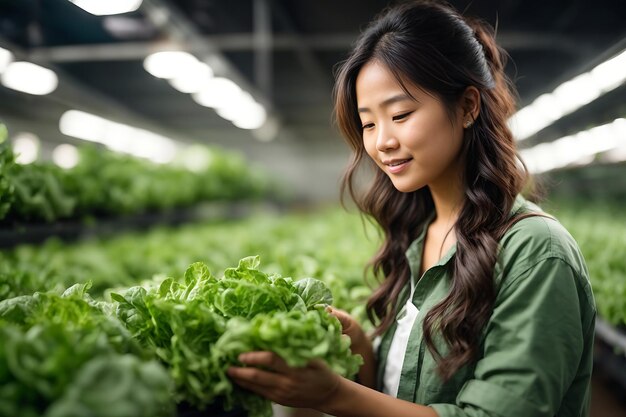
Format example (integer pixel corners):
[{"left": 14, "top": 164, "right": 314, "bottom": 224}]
[{"left": 333, "top": 0, "right": 539, "bottom": 381}]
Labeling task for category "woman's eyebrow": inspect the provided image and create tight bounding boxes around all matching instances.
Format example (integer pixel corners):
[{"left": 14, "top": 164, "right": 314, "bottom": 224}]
[{"left": 358, "top": 94, "right": 413, "bottom": 113}]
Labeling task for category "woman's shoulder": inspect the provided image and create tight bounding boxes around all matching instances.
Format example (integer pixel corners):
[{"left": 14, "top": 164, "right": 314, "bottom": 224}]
[
  {"left": 496, "top": 198, "right": 589, "bottom": 284},
  {"left": 493, "top": 198, "right": 596, "bottom": 323}
]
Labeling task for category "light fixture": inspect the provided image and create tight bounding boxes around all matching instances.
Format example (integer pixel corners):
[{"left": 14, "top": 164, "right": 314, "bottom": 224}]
[
  {"left": 192, "top": 77, "right": 242, "bottom": 108},
  {"left": 1, "top": 61, "right": 58, "bottom": 95},
  {"left": 59, "top": 110, "right": 108, "bottom": 141},
  {"left": 59, "top": 109, "right": 178, "bottom": 164},
  {"left": 192, "top": 77, "right": 268, "bottom": 130},
  {"left": 215, "top": 92, "right": 256, "bottom": 121},
  {"left": 231, "top": 101, "right": 267, "bottom": 130},
  {"left": 67, "top": 0, "right": 143, "bottom": 16},
  {"left": 143, "top": 51, "right": 199, "bottom": 79},
  {"left": 510, "top": 48, "right": 626, "bottom": 141},
  {"left": 168, "top": 61, "right": 214, "bottom": 93},
  {"left": 12, "top": 132, "right": 40, "bottom": 164},
  {"left": 52, "top": 144, "right": 80, "bottom": 169},
  {"left": 521, "top": 118, "right": 626, "bottom": 173},
  {"left": 147, "top": 53, "right": 270, "bottom": 135},
  {"left": 0, "top": 47, "right": 13, "bottom": 73}
]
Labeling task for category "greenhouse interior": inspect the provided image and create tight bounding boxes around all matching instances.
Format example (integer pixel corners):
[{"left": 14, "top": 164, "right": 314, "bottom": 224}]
[{"left": 0, "top": 0, "right": 625, "bottom": 416}]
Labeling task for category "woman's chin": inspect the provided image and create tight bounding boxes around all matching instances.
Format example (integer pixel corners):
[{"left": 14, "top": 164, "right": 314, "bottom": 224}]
[{"left": 389, "top": 179, "right": 424, "bottom": 193}]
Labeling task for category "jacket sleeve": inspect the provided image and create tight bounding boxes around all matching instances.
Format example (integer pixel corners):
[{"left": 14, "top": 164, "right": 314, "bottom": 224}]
[{"left": 429, "top": 257, "right": 595, "bottom": 417}]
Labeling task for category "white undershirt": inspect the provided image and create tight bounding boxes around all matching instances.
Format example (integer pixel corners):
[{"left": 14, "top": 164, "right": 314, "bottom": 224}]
[{"left": 382, "top": 277, "right": 419, "bottom": 397}]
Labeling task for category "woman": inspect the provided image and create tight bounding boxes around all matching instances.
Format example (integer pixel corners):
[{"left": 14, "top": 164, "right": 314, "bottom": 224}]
[{"left": 228, "top": 2, "right": 596, "bottom": 416}]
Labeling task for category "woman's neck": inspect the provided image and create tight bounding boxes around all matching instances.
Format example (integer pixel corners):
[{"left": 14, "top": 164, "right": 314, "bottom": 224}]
[{"left": 427, "top": 179, "right": 464, "bottom": 227}]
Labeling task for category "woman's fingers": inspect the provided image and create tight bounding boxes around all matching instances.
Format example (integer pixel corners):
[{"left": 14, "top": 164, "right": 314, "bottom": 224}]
[
  {"left": 238, "top": 351, "right": 291, "bottom": 373},
  {"left": 228, "top": 354, "right": 300, "bottom": 405},
  {"left": 307, "top": 358, "right": 330, "bottom": 371},
  {"left": 326, "top": 307, "right": 368, "bottom": 354},
  {"left": 228, "top": 352, "right": 343, "bottom": 409},
  {"left": 326, "top": 306, "right": 351, "bottom": 329},
  {"left": 326, "top": 306, "right": 361, "bottom": 338},
  {"left": 229, "top": 372, "right": 263, "bottom": 392},
  {"left": 229, "top": 373, "right": 277, "bottom": 399},
  {"left": 228, "top": 364, "right": 285, "bottom": 389}
]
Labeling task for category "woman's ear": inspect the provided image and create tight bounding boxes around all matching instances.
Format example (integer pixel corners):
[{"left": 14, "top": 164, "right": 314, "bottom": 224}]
[{"left": 461, "top": 86, "right": 481, "bottom": 123}]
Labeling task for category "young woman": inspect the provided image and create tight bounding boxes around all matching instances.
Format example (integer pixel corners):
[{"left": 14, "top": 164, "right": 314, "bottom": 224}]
[{"left": 228, "top": 1, "right": 596, "bottom": 416}]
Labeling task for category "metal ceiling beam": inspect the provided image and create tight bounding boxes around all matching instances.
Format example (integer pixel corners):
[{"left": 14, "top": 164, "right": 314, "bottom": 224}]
[
  {"left": 27, "top": 34, "right": 360, "bottom": 63},
  {"left": 271, "top": 0, "right": 331, "bottom": 88},
  {"left": 498, "top": 32, "right": 596, "bottom": 56},
  {"left": 254, "top": 0, "right": 272, "bottom": 104},
  {"left": 28, "top": 31, "right": 600, "bottom": 64},
  {"left": 212, "top": 33, "right": 357, "bottom": 51}
]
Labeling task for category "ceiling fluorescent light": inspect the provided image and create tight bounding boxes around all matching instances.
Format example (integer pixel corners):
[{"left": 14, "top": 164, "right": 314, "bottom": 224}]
[
  {"left": 192, "top": 77, "right": 242, "bottom": 108},
  {"left": 1, "top": 61, "right": 58, "bottom": 95},
  {"left": 52, "top": 144, "right": 80, "bottom": 169},
  {"left": 168, "top": 62, "right": 214, "bottom": 93},
  {"left": 231, "top": 102, "right": 267, "bottom": 130},
  {"left": 510, "top": 48, "right": 626, "bottom": 141},
  {"left": 143, "top": 51, "right": 199, "bottom": 79},
  {"left": 131, "top": 130, "right": 177, "bottom": 163},
  {"left": 59, "top": 109, "right": 178, "bottom": 164},
  {"left": 192, "top": 79, "right": 268, "bottom": 130},
  {"left": 0, "top": 47, "right": 13, "bottom": 73},
  {"left": 215, "top": 92, "right": 256, "bottom": 121},
  {"left": 60, "top": 110, "right": 108, "bottom": 141},
  {"left": 603, "top": 146, "right": 626, "bottom": 163},
  {"left": 12, "top": 132, "right": 40, "bottom": 164},
  {"left": 590, "top": 48, "right": 626, "bottom": 92},
  {"left": 68, "top": 0, "right": 143, "bottom": 16},
  {"left": 521, "top": 118, "right": 626, "bottom": 173}
]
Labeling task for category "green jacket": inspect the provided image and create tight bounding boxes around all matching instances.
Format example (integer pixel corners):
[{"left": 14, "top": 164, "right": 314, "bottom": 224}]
[{"left": 376, "top": 196, "right": 596, "bottom": 417}]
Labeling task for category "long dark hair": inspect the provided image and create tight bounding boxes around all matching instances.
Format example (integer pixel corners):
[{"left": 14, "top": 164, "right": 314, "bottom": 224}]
[{"left": 333, "top": 0, "right": 538, "bottom": 381}]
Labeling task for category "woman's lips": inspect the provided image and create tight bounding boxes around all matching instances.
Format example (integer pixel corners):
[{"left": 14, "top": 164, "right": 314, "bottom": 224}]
[{"left": 383, "top": 158, "right": 413, "bottom": 174}]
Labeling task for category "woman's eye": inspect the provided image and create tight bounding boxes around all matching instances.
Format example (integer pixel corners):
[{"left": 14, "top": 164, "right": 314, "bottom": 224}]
[
  {"left": 393, "top": 111, "right": 413, "bottom": 121},
  {"left": 362, "top": 123, "right": 374, "bottom": 130}
]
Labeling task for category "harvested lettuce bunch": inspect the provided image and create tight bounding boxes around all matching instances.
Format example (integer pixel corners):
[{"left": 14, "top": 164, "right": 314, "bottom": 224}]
[
  {"left": 213, "top": 308, "right": 361, "bottom": 417},
  {"left": 112, "top": 256, "right": 362, "bottom": 417}
]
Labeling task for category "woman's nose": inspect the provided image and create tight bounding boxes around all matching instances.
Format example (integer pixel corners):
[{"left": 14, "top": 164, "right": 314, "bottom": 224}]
[{"left": 376, "top": 127, "right": 399, "bottom": 151}]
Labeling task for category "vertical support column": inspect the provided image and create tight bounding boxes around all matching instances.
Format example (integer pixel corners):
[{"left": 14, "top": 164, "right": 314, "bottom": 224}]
[{"left": 254, "top": 0, "right": 272, "bottom": 108}]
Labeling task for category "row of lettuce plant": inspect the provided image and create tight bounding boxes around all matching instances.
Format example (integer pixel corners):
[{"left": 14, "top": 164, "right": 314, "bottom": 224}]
[
  {"left": 0, "top": 208, "right": 379, "bottom": 325},
  {"left": 548, "top": 200, "right": 626, "bottom": 328},
  {"left": 2, "top": 197, "right": 625, "bottom": 326},
  {"left": 2, "top": 200, "right": 625, "bottom": 326},
  {"left": 0, "top": 125, "right": 278, "bottom": 224}
]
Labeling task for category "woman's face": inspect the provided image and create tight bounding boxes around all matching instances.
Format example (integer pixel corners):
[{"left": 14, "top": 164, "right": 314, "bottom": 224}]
[{"left": 355, "top": 61, "right": 466, "bottom": 193}]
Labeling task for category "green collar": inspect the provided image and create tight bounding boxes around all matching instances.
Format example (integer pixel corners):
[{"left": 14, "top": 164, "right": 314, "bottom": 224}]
[{"left": 405, "top": 195, "right": 528, "bottom": 273}]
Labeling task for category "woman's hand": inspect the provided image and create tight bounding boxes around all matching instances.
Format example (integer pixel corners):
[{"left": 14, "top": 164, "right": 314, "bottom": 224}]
[
  {"left": 326, "top": 306, "right": 367, "bottom": 352},
  {"left": 229, "top": 351, "right": 438, "bottom": 417},
  {"left": 326, "top": 306, "right": 377, "bottom": 389},
  {"left": 227, "top": 351, "right": 342, "bottom": 409}
]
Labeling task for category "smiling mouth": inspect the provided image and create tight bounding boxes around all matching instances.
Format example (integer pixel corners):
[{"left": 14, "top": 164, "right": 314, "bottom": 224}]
[{"left": 384, "top": 158, "right": 413, "bottom": 166}]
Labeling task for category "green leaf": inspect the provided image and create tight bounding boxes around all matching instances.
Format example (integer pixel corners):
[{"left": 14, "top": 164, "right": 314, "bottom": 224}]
[
  {"left": 109, "top": 293, "right": 126, "bottom": 304},
  {"left": 183, "top": 263, "right": 212, "bottom": 287},
  {"left": 294, "top": 278, "right": 333, "bottom": 309},
  {"left": 62, "top": 282, "right": 93, "bottom": 299}
]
